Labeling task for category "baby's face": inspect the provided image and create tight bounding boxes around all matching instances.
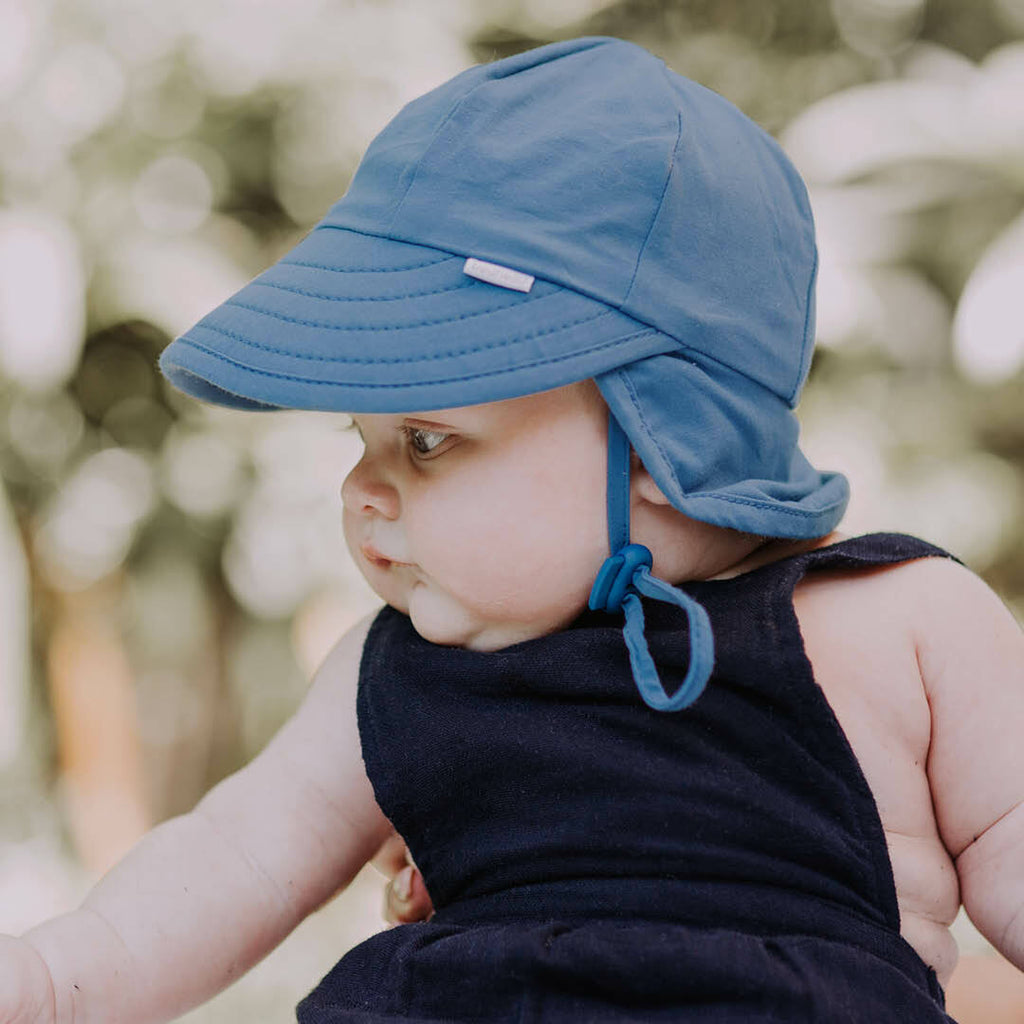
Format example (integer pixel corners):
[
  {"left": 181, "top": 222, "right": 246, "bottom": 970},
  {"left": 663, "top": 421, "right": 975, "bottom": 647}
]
[{"left": 341, "top": 380, "right": 610, "bottom": 651}]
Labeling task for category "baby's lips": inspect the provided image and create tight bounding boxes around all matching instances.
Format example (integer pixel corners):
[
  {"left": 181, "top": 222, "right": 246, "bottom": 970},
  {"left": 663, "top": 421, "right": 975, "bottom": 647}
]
[{"left": 361, "top": 543, "right": 414, "bottom": 568}]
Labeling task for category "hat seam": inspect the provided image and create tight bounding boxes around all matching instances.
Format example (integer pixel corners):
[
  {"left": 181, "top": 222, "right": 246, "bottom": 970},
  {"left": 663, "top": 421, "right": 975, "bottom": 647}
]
[
  {"left": 251, "top": 277, "right": 478, "bottom": 303},
  {"left": 312, "top": 223, "right": 696, "bottom": 349},
  {"left": 684, "top": 489, "right": 845, "bottom": 518},
  {"left": 488, "top": 36, "right": 611, "bottom": 81},
  {"left": 191, "top": 307, "right": 631, "bottom": 364},
  {"left": 280, "top": 251, "right": 453, "bottom": 274},
  {"left": 222, "top": 288, "right": 575, "bottom": 334},
  {"left": 386, "top": 76, "right": 493, "bottom": 233},
  {"left": 322, "top": 220, "right": 629, "bottom": 320},
  {"left": 791, "top": 246, "right": 819, "bottom": 406},
  {"left": 668, "top": 340, "right": 795, "bottom": 407},
  {"left": 622, "top": 105, "right": 682, "bottom": 307},
  {"left": 170, "top": 325, "right": 661, "bottom": 387}
]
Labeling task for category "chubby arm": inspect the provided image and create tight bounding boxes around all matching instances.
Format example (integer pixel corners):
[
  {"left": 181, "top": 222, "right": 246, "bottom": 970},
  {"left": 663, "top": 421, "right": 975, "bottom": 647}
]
[
  {"left": 19, "top": 610, "right": 392, "bottom": 1024},
  {"left": 915, "top": 559, "right": 1024, "bottom": 970}
]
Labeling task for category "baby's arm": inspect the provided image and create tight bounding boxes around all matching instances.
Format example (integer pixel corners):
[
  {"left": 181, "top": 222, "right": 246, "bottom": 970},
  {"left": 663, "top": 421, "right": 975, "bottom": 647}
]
[
  {"left": 7, "top": 610, "right": 391, "bottom": 1024},
  {"left": 913, "top": 559, "right": 1024, "bottom": 970}
]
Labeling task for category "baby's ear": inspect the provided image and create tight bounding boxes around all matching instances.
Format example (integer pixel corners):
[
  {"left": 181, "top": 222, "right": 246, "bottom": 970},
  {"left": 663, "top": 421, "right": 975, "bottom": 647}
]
[{"left": 630, "top": 449, "right": 672, "bottom": 506}]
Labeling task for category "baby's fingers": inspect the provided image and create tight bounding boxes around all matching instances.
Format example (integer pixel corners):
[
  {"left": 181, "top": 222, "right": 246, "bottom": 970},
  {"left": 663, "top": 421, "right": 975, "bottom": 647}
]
[
  {"left": 384, "top": 863, "right": 434, "bottom": 925},
  {"left": 370, "top": 832, "right": 434, "bottom": 925}
]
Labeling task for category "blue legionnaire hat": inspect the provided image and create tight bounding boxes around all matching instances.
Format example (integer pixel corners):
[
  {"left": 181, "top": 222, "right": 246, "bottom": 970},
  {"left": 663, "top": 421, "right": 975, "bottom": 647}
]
[{"left": 159, "top": 35, "right": 849, "bottom": 711}]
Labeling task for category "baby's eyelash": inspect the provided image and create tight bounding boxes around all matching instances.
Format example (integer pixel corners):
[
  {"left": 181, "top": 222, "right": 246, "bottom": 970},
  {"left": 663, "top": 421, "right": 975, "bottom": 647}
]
[
  {"left": 400, "top": 424, "right": 450, "bottom": 456},
  {"left": 336, "top": 419, "right": 449, "bottom": 456}
]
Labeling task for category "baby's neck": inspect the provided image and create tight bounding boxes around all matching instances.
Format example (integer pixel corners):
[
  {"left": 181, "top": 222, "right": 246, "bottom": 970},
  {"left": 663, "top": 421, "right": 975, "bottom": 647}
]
[
  {"left": 703, "top": 531, "right": 846, "bottom": 581},
  {"left": 633, "top": 500, "right": 844, "bottom": 585}
]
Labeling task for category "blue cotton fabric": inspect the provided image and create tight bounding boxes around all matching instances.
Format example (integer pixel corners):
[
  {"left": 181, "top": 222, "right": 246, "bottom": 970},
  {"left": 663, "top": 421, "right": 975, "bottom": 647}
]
[{"left": 296, "top": 534, "right": 959, "bottom": 1022}]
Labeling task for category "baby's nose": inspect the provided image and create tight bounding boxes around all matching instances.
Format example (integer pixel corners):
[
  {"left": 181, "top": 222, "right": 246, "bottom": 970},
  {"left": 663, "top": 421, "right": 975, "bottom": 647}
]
[{"left": 341, "top": 459, "right": 400, "bottom": 519}]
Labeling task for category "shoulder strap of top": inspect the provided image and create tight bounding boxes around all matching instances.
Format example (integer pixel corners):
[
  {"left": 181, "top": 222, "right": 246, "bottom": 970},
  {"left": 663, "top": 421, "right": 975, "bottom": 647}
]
[
  {"left": 790, "top": 532, "right": 961, "bottom": 575},
  {"left": 719, "top": 530, "right": 964, "bottom": 650},
  {"left": 682, "top": 532, "right": 961, "bottom": 627}
]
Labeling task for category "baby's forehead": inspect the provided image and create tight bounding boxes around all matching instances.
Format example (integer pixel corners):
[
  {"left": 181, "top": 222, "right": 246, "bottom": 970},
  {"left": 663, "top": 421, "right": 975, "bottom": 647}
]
[
  {"left": 353, "top": 379, "right": 606, "bottom": 428},
  {"left": 465, "top": 379, "right": 606, "bottom": 419}
]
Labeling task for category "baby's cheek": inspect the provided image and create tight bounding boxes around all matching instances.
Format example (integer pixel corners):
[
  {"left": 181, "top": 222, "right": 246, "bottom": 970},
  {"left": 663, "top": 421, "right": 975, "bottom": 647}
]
[
  {"left": 459, "top": 537, "right": 595, "bottom": 628},
  {"left": 442, "top": 525, "right": 535, "bottom": 602},
  {"left": 412, "top": 472, "right": 603, "bottom": 626}
]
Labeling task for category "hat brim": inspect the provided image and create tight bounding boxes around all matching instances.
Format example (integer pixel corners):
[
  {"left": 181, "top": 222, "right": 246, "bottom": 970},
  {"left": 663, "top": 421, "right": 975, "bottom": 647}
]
[{"left": 159, "top": 226, "right": 676, "bottom": 413}]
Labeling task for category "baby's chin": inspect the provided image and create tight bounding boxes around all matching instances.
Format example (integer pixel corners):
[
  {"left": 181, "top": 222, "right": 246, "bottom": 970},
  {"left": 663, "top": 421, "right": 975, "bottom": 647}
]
[{"left": 405, "top": 584, "right": 569, "bottom": 652}]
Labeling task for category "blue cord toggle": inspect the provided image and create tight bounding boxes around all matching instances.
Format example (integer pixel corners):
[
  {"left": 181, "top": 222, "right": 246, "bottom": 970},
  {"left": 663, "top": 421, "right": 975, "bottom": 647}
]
[
  {"left": 589, "top": 543, "right": 653, "bottom": 613},
  {"left": 589, "top": 545, "right": 715, "bottom": 711},
  {"left": 591, "top": 412, "right": 716, "bottom": 712}
]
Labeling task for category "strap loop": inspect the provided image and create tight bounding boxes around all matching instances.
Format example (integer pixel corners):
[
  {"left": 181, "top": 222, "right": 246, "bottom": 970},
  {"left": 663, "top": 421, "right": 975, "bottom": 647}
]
[
  {"left": 589, "top": 547, "right": 715, "bottom": 711},
  {"left": 591, "top": 414, "right": 716, "bottom": 712},
  {"left": 622, "top": 569, "right": 714, "bottom": 710}
]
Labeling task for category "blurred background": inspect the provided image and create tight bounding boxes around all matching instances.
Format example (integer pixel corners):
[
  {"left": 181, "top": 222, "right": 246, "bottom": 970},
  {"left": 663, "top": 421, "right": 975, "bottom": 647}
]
[{"left": 0, "top": 0, "right": 1021, "bottom": 1019}]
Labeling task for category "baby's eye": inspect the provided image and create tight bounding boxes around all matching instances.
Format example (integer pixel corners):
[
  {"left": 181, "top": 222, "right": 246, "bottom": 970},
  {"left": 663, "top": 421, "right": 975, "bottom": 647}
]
[{"left": 402, "top": 425, "right": 450, "bottom": 457}]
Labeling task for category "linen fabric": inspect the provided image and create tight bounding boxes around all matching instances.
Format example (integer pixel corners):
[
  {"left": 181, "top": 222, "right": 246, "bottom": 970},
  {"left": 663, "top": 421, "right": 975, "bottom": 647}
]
[{"left": 296, "top": 534, "right": 958, "bottom": 1022}]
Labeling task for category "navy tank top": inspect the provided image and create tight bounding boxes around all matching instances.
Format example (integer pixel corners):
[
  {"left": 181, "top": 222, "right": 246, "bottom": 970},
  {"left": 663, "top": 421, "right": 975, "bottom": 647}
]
[{"left": 297, "top": 533, "right": 959, "bottom": 1022}]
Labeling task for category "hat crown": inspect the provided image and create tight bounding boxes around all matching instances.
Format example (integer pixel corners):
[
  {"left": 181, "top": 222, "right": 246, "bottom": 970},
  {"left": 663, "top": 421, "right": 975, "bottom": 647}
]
[
  {"left": 326, "top": 39, "right": 673, "bottom": 303},
  {"left": 324, "top": 36, "right": 817, "bottom": 405}
]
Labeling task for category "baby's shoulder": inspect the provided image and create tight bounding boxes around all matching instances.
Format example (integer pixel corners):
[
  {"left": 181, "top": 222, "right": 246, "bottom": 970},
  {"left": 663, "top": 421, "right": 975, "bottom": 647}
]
[
  {"left": 794, "top": 543, "right": 1021, "bottom": 730},
  {"left": 800, "top": 543, "right": 1017, "bottom": 656},
  {"left": 790, "top": 546, "right": 941, "bottom": 742}
]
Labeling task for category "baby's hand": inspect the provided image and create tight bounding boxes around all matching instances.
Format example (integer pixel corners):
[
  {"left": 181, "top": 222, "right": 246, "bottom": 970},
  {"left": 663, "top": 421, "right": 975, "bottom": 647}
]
[
  {"left": 371, "top": 832, "right": 434, "bottom": 925},
  {"left": 0, "top": 934, "right": 55, "bottom": 1024}
]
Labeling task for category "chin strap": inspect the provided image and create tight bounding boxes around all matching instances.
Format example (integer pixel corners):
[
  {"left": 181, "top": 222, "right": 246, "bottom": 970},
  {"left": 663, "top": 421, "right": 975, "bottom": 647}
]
[{"left": 587, "top": 415, "right": 715, "bottom": 711}]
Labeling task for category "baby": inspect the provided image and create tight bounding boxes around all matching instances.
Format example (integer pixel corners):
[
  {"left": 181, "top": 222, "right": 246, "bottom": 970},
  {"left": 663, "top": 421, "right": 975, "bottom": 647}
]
[{"left": 3, "top": 35, "right": 1023, "bottom": 1024}]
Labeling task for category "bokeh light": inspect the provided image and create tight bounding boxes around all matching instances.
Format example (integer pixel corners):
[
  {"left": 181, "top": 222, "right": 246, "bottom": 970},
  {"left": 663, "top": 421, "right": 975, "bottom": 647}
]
[
  {"left": 0, "top": 209, "right": 85, "bottom": 392},
  {"left": 6, "top": 392, "right": 85, "bottom": 478},
  {"left": 0, "top": 0, "right": 44, "bottom": 101},
  {"left": 34, "top": 447, "right": 156, "bottom": 590},
  {"left": 92, "top": 227, "right": 253, "bottom": 339},
  {"left": 830, "top": 0, "right": 927, "bottom": 58},
  {"left": 222, "top": 415, "right": 359, "bottom": 619},
  {"left": 160, "top": 424, "right": 246, "bottom": 518},
  {"left": 132, "top": 153, "right": 216, "bottom": 234},
  {"left": 0, "top": 483, "right": 29, "bottom": 769},
  {"left": 36, "top": 40, "right": 125, "bottom": 142},
  {"left": 953, "top": 210, "right": 1024, "bottom": 382}
]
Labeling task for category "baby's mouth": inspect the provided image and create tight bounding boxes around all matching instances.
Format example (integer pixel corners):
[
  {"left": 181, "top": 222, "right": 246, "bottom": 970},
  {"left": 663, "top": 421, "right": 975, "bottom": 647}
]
[{"left": 361, "top": 543, "right": 414, "bottom": 570}]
